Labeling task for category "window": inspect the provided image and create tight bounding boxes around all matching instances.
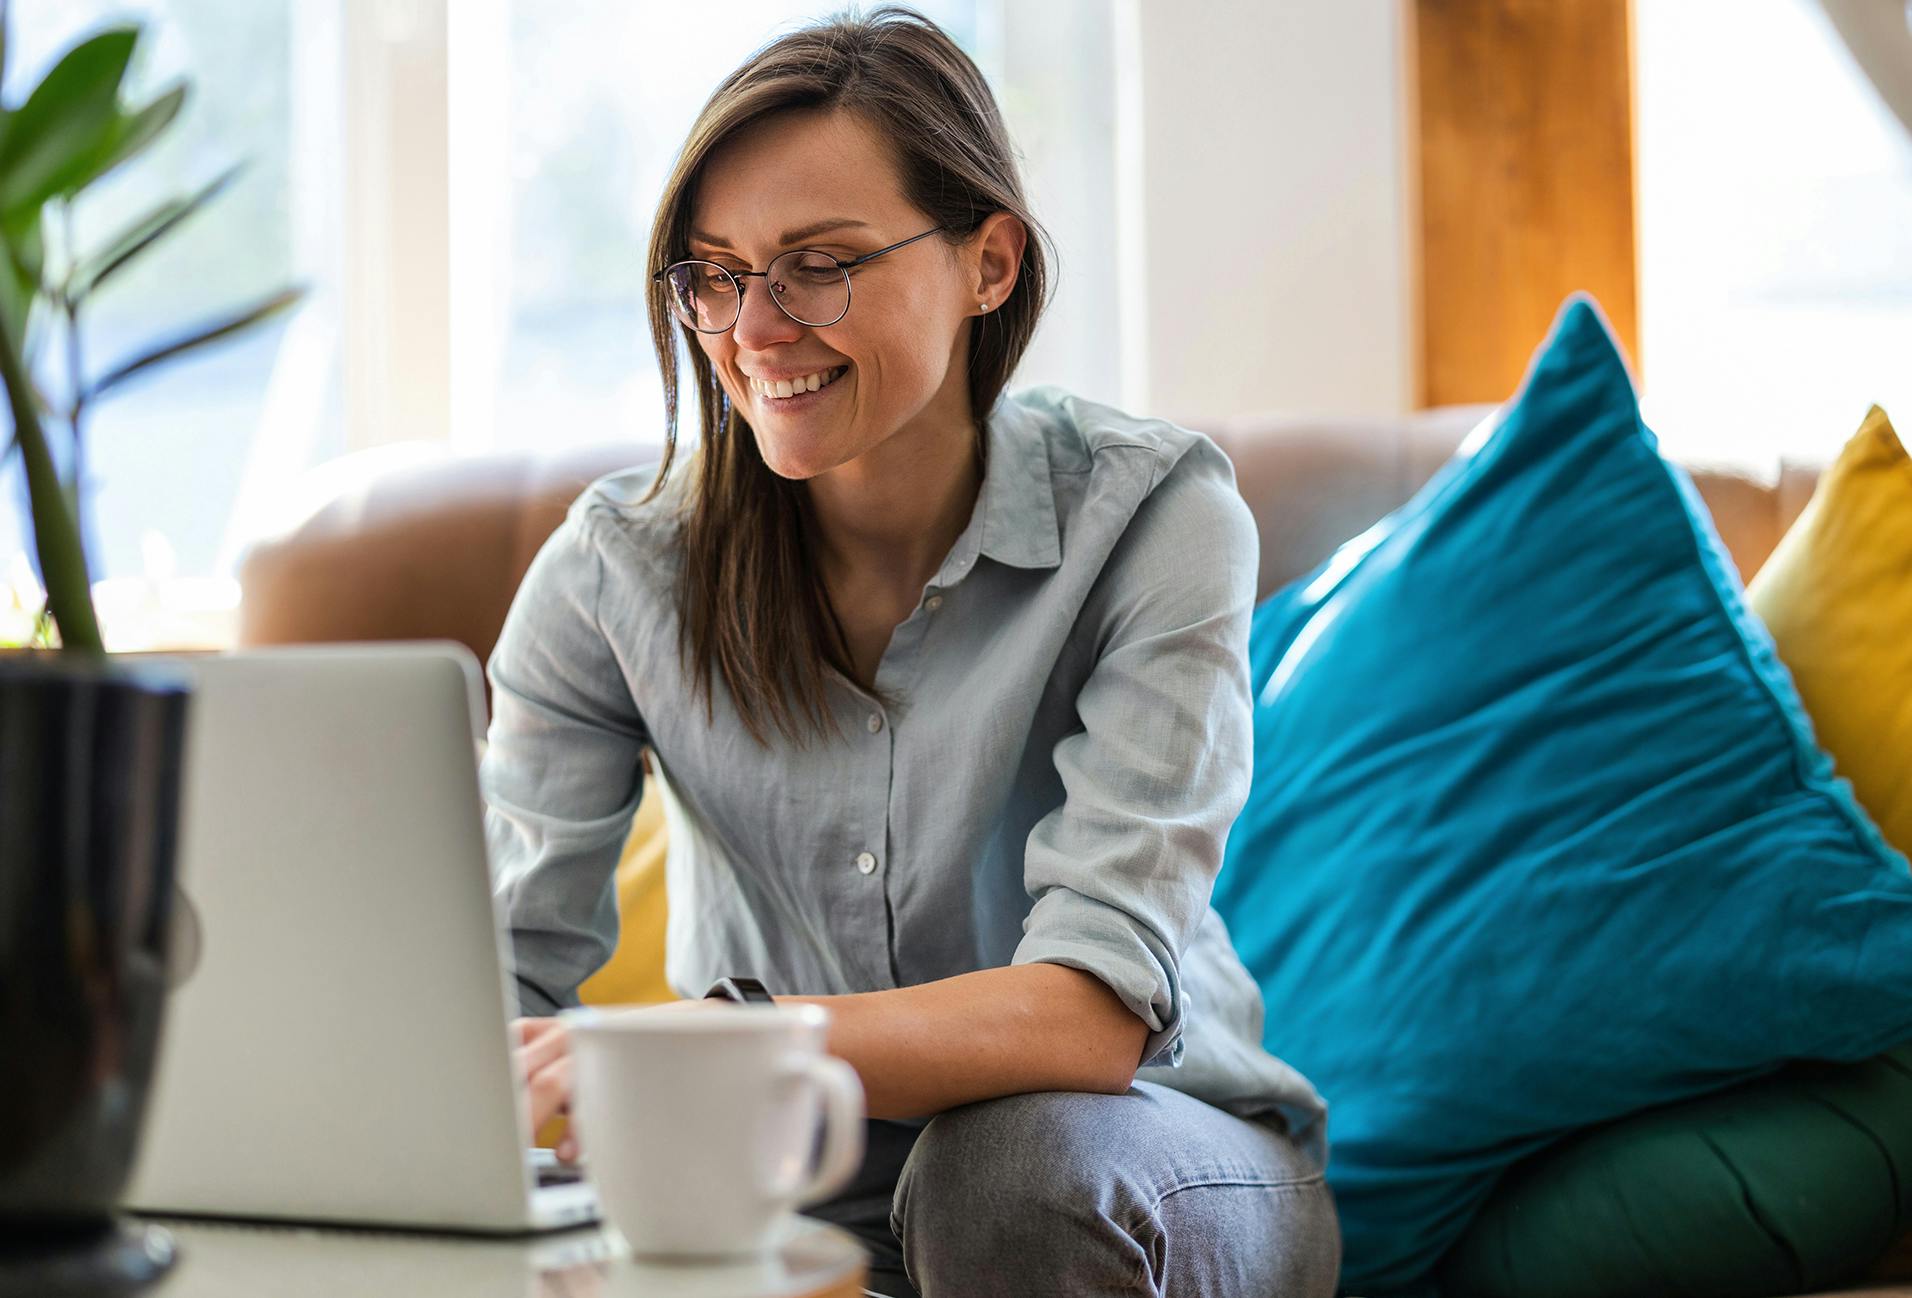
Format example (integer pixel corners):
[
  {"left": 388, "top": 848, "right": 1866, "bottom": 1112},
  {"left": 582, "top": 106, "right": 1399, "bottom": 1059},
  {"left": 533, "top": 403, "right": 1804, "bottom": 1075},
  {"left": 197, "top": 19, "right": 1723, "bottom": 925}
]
[
  {"left": 1, "top": 0, "right": 1120, "bottom": 635},
  {"left": 451, "top": 0, "right": 1119, "bottom": 455},
  {"left": 0, "top": 0, "right": 337, "bottom": 588},
  {"left": 455, "top": 0, "right": 979, "bottom": 454},
  {"left": 1636, "top": 0, "right": 1912, "bottom": 465}
]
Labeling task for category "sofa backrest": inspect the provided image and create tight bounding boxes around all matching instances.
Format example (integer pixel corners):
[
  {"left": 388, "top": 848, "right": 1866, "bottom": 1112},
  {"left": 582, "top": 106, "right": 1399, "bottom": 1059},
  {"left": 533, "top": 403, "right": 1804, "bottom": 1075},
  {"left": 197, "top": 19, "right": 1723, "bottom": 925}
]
[
  {"left": 1204, "top": 405, "right": 1823, "bottom": 598},
  {"left": 237, "top": 410, "right": 1823, "bottom": 682}
]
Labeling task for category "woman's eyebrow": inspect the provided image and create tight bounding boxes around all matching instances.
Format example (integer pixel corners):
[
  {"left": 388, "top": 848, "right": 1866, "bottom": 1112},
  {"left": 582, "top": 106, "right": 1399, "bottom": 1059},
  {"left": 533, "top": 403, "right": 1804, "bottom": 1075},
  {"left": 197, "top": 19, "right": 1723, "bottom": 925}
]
[{"left": 688, "top": 218, "right": 874, "bottom": 250}]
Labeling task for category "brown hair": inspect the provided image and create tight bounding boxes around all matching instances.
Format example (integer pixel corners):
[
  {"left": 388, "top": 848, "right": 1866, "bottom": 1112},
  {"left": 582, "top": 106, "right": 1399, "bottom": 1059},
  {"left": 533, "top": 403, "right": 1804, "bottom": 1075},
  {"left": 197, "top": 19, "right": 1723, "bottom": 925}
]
[{"left": 636, "top": 4, "right": 1052, "bottom": 751}]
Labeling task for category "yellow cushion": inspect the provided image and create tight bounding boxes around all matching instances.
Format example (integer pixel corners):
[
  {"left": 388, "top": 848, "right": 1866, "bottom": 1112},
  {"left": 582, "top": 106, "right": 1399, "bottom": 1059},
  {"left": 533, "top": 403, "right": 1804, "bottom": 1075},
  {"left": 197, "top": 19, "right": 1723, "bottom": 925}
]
[{"left": 1748, "top": 405, "right": 1912, "bottom": 858}]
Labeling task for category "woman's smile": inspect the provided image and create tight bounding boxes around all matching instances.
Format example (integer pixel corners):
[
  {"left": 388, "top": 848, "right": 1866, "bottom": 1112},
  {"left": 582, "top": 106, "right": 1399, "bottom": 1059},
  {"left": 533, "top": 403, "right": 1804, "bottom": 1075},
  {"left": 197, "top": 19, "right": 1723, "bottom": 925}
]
[{"left": 743, "top": 363, "right": 851, "bottom": 415}]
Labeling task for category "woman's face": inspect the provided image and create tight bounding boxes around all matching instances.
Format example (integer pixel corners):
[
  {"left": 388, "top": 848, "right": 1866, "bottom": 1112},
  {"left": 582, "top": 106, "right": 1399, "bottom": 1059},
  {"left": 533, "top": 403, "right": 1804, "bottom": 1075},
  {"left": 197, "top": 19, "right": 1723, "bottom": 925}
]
[{"left": 685, "top": 107, "right": 1015, "bottom": 481}]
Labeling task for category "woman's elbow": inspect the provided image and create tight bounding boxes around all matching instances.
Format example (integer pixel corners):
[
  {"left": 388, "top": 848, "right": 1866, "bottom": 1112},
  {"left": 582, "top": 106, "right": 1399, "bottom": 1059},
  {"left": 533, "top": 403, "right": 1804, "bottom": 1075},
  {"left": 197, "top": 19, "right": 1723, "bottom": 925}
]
[{"left": 1094, "top": 1015, "right": 1151, "bottom": 1094}]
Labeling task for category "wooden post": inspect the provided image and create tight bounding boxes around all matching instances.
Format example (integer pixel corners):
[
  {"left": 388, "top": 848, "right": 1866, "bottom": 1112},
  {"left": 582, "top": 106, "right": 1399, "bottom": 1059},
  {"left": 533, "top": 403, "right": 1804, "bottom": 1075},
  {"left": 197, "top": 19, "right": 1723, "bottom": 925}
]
[{"left": 1409, "top": 0, "right": 1642, "bottom": 406}]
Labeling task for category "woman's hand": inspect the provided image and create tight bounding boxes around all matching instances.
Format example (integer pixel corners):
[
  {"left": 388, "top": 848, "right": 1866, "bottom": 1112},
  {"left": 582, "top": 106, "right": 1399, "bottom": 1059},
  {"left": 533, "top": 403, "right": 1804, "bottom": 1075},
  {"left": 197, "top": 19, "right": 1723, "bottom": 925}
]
[
  {"left": 512, "top": 1016, "right": 579, "bottom": 1161},
  {"left": 513, "top": 1000, "right": 728, "bottom": 1163}
]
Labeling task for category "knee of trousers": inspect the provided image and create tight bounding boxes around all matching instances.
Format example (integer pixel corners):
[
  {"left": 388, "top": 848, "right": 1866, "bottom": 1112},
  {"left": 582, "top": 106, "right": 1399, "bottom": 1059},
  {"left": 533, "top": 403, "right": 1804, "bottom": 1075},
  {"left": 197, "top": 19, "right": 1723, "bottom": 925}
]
[{"left": 890, "top": 1090, "right": 1157, "bottom": 1289}]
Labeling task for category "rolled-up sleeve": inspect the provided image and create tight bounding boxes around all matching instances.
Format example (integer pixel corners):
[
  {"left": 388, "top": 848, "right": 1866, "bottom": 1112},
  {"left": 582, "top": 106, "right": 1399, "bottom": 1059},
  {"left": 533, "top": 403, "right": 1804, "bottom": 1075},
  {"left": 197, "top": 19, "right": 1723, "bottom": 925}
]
[
  {"left": 481, "top": 498, "right": 650, "bottom": 1017},
  {"left": 1012, "top": 445, "right": 1259, "bottom": 1069}
]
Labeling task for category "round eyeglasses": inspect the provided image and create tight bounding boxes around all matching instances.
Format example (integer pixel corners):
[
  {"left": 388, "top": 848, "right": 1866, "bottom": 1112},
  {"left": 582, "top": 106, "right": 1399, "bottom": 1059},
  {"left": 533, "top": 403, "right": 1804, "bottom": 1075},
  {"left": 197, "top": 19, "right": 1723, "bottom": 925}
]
[{"left": 653, "top": 227, "right": 946, "bottom": 333}]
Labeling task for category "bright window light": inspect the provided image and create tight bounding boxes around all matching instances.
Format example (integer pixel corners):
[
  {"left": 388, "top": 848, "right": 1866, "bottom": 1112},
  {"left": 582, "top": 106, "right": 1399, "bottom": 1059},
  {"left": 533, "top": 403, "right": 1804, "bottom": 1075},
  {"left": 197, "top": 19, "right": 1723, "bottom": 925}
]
[{"left": 1636, "top": 0, "right": 1912, "bottom": 467}]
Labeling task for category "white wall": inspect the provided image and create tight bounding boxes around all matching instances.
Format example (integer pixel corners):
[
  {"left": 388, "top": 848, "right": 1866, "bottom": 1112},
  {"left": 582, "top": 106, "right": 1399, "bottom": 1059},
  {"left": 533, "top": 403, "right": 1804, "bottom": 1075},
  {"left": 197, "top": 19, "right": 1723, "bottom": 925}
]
[
  {"left": 996, "top": 1, "right": 1124, "bottom": 410},
  {"left": 341, "top": 0, "right": 451, "bottom": 451},
  {"left": 1123, "top": 0, "right": 1414, "bottom": 423}
]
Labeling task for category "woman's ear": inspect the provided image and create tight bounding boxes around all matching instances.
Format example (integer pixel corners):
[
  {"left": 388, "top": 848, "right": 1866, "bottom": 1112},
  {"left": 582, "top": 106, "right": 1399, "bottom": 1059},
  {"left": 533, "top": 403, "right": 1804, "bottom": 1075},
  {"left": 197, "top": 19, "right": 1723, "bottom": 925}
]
[{"left": 971, "top": 212, "right": 1026, "bottom": 313}]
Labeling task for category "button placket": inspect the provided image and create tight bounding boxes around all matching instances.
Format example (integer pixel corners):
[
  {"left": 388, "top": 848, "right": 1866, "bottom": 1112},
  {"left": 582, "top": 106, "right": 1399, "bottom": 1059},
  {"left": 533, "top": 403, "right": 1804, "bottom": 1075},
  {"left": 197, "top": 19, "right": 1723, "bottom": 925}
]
[
  {"left": 857, "top": 702, "right": 887, "bottom": 877},
  {"left": 854, "top": 608, "right": 909, "bottom": 985}
]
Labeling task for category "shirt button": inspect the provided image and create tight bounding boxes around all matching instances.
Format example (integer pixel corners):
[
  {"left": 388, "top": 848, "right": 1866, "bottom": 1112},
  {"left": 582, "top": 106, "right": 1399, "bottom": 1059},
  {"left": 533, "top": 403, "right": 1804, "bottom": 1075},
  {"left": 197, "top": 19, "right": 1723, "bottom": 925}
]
[
  {"left": 867, "top": 712, "right": 883, "bottom": 733},
  {"left": 855, "top": 851, "right": 877, "bottom": 875},
  {"left": 925, "top": 595, "right": 943, "bottom": 612}
]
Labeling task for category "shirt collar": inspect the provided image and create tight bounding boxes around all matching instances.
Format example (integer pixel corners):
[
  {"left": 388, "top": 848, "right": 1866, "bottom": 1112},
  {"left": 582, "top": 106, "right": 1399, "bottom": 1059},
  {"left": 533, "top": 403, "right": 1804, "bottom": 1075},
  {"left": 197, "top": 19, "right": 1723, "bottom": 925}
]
[{"left": 936, "top": 393, "right": 1062, "bottom": 586}]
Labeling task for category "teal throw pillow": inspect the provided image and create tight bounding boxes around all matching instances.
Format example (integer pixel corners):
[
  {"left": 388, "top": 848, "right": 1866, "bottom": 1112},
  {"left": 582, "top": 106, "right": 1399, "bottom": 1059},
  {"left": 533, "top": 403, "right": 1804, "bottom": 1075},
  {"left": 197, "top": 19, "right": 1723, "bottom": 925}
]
[{"left": 1211, "top": 295, "right": 1912, "bottom": 1297}]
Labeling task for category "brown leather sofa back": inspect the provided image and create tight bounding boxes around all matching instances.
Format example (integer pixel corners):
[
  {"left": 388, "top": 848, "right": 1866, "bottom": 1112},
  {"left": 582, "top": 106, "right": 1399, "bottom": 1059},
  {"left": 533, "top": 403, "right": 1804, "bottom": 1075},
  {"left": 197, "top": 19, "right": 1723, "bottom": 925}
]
[
  {"left": 237, "top": 410, "right": 1824, "bottom": 690},
  {"left": 238, "top": 444, "right": 650, "bottom": 665}
]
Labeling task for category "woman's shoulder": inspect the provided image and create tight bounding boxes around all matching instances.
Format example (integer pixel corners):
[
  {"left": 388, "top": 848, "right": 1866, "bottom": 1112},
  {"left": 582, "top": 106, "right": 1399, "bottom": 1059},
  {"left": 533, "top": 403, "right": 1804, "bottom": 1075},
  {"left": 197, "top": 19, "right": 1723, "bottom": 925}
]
[
  {"left": 570, "top": 456, "right": 688, "bottom": 540},
  {"left": 546, "top": 456, "right": 692, "bottom": 593},
  {"left": 1005, "top": 384, "right": 1235, "bottom": 493},
  {"left": 575, "top": 456, "right": 676, "bottom": 513},
  {"left": 1005, "top": 386, "right": 1247, "bottom": 554},
  {"left": 1004, "top": 387, "right": 1260, "bottom": 627}
]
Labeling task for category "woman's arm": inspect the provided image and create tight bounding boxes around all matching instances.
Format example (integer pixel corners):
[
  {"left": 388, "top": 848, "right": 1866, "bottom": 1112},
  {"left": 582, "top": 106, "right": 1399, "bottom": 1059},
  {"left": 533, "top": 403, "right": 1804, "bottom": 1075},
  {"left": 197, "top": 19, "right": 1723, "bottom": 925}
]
[
  {"left": 484, "top": 499, "right": 651, "bottom": 1013},
  {"left": 777, "top": 963, "right": 1150, "bottom": 1119},
  {"left": 516, "top": 964, "right": 1146, "bottom": 1151}
]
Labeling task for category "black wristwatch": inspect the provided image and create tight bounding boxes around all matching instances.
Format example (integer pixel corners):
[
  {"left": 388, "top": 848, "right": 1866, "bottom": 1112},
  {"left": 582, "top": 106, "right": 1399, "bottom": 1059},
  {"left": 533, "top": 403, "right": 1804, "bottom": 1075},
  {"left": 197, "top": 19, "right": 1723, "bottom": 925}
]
[{"left": 703, "top": 976, "right": 775, "bottom": 1005}]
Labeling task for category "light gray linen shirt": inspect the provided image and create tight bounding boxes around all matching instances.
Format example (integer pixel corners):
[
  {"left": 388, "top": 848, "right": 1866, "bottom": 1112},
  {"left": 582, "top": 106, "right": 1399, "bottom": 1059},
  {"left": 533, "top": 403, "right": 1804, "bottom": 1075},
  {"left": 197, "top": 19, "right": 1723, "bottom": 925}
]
[{"left": 481, "top": 385, "right": 1328, "bottom": 1169}]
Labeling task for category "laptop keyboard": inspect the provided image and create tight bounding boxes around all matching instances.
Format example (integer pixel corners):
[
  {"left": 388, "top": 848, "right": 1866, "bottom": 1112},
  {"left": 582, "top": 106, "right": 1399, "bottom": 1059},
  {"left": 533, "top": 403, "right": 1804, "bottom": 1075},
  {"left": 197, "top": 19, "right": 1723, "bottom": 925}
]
[{"left": 528, "top": 1148, "right": 586, "bottom": 1188}]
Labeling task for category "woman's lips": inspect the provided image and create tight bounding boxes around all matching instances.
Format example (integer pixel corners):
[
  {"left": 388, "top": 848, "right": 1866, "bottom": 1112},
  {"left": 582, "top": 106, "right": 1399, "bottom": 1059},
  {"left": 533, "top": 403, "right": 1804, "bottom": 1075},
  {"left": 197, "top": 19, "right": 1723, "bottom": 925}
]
[{"left": 749, "top": 364, "right": 850, "bottom": 413}]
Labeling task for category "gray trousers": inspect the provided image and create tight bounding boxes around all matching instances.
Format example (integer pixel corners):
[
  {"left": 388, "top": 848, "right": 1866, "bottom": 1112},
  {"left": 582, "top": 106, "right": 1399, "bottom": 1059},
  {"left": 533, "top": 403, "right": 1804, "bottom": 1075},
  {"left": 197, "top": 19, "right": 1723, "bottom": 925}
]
[{"left": 807, "top": 1080, "right": 1341, "bottom": 1298}]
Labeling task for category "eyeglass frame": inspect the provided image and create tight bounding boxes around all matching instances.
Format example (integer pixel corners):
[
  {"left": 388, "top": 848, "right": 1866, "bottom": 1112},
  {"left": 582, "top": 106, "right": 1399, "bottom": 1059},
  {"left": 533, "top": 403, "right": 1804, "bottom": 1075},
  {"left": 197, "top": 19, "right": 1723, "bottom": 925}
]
[{"left": 651, "top": 225, "right": 949, "bottom": 333}]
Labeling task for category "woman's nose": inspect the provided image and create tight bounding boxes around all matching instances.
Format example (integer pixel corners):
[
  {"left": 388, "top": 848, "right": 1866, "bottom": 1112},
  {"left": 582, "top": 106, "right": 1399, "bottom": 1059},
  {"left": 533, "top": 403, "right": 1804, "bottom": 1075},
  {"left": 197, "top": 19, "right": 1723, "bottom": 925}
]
[{"left": 731, "top": 278, "right": 805, "bottom": 350}]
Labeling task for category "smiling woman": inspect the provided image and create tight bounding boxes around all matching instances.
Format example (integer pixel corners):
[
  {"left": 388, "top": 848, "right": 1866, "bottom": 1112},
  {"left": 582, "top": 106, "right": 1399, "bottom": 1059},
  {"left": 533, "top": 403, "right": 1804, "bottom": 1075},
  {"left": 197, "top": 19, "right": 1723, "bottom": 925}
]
[
  {"left": 651, "top": 76, "right": 1044, "bottom": 734},
  {"left": 480, "top": 8, "right": 1341, "bottom": 1296}
]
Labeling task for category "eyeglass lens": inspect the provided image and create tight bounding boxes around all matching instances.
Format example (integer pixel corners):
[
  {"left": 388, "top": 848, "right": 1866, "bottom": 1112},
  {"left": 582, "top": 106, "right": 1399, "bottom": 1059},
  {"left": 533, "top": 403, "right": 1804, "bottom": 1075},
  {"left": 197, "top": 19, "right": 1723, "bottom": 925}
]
[{"left": 664, "top": 250, "right": 848, "bottom": 331}]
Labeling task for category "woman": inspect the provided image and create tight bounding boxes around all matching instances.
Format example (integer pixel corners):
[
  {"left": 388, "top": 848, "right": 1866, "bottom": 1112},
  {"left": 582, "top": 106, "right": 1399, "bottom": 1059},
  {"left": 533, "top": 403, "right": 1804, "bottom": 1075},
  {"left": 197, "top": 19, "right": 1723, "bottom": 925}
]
[{"left": 485, "top": 8, "right": 1338, "bottom": 1295}]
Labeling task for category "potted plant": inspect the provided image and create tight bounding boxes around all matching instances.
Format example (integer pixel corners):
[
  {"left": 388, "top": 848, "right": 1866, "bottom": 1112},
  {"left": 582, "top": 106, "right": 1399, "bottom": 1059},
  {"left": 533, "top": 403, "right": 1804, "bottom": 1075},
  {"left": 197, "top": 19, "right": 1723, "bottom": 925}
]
[{"left": 0, "top": 12, "right": 300, "bottom": 1291}]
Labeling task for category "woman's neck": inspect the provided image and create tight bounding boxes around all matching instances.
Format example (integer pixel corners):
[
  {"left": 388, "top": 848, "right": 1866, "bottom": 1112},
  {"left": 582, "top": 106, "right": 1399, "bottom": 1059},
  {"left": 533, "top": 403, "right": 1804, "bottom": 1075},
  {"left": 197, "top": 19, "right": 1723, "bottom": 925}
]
[{"left": 806, "top": 408, "right": 985, "bottom": 598}]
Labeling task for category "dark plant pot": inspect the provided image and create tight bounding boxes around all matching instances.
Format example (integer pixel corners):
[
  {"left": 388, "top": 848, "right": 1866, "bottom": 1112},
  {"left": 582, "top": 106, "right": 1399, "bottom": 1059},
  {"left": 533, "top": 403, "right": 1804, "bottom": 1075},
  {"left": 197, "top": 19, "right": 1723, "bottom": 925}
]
[{"left": 0, "top": 653, "right": 191, "bottom": 1295}]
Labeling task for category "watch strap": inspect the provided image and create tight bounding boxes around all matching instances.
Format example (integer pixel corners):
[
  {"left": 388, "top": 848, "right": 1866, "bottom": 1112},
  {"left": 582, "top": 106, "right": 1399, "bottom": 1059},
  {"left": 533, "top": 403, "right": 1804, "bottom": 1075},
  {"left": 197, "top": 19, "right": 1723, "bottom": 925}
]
[{"left": 702, "top": 976, "right": 774, "bottom": 1004}]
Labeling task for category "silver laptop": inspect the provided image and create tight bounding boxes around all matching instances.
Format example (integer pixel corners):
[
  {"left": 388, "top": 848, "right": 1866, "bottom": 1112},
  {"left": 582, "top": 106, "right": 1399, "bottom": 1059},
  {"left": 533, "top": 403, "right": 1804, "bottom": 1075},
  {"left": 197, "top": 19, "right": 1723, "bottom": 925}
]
[{"left": 123, "top": 642, "right": 599, "bottom": 1234}]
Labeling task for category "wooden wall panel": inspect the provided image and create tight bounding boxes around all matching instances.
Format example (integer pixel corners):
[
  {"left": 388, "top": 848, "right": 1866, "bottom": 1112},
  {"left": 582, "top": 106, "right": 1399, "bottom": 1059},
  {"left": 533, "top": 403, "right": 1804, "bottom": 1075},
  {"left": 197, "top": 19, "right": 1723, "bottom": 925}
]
[{"left": 1410, "top": 0, "right": 1641, "bottom": 406}]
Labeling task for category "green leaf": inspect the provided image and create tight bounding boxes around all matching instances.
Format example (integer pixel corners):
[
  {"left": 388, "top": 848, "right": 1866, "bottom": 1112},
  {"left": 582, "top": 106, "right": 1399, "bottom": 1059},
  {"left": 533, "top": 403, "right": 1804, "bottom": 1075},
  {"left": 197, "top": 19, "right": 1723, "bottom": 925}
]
[
  {"left": 0, "top": 27, "right": 138, "bottom": 221},
  {"left": 73, "top": 161, "right": 241, "bottom": 301},
  {"left": 88, "top": 284, "right": 303, "bottom": 400},
  {"left": 71, "top": 83, "right": 186, "bottom": 196}
]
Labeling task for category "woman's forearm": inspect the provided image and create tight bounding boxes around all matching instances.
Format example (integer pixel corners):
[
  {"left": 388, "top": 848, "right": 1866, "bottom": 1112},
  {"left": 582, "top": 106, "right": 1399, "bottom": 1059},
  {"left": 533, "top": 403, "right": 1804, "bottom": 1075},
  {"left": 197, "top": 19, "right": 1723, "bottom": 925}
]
[{"left": 776, "top": 963, "right": 1151, "bottom": 1119}]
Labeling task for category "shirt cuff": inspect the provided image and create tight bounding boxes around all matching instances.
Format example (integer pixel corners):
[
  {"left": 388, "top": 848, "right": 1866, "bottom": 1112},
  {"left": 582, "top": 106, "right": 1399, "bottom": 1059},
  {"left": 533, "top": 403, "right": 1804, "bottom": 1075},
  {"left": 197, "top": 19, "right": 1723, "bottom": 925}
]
[{"left": 1011, "top": 890, "right": 1187, "bottom": 1070}]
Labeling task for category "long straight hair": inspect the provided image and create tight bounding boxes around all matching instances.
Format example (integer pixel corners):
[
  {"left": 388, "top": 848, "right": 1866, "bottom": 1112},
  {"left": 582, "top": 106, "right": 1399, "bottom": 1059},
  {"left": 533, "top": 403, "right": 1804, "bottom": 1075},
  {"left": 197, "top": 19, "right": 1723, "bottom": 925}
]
[{"left": 638, "top": 5, "right": 1052, "bottom": 751}]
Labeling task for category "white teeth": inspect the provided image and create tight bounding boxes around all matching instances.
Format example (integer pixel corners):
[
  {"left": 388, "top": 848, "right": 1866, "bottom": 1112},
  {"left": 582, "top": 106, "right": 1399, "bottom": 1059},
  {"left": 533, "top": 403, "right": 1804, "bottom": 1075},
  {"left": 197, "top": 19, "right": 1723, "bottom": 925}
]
[{"left": 753, "top": 366, "right": 844, "bottom": 400}]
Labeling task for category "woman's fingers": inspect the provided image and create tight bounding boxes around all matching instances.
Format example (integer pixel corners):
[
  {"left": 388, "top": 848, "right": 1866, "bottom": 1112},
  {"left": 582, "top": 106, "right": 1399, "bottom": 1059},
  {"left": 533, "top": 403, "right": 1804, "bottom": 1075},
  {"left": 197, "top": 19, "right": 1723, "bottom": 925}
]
[
  {"left": 514, "top": 1020, "right": 571, "bottom": 1081},
  {"left": 526, "top": 1052, "right": 574, "bottom": 1132},
  {"left": 511, "top": 1015, "right": 563, "bottom": 1047},
  {"left": 518, "top": 1005, "right": 710, "bottom": 1163},
  {"left": 511, "top": 1016, "right": 575, "bottom": 1135}
]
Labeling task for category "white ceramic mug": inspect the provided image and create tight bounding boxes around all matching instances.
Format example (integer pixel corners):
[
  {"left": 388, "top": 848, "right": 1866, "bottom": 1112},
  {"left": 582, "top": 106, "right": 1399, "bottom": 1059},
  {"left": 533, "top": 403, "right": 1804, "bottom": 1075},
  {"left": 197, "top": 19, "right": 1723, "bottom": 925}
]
[{"left": 559, "top": 1001, "right": 865, "bottom": 1258}]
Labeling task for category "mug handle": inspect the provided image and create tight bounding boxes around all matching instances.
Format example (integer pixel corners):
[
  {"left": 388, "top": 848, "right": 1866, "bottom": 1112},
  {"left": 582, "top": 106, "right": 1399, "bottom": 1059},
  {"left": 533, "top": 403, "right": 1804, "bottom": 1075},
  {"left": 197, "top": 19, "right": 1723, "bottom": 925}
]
[{"left": 770, "top": 1053, "right": 866, "bottom": 1206}]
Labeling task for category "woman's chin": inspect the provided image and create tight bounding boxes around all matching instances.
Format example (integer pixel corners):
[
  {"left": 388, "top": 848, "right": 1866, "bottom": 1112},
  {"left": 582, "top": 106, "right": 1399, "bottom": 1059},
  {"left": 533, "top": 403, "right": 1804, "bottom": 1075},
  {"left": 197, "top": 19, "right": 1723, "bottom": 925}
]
[{"left": 754, "top": 431, "right": 852, "bottom": 482}]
